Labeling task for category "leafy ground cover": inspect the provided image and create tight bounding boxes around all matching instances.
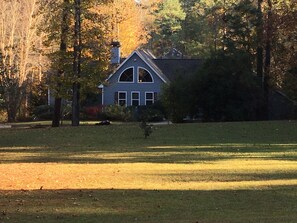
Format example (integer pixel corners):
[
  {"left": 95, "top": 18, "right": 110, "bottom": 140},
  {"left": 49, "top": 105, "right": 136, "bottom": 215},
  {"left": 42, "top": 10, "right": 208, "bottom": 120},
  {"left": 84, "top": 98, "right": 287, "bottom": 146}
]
[{"left": 0, "top": 121, "right": 297, "bottom": 222}]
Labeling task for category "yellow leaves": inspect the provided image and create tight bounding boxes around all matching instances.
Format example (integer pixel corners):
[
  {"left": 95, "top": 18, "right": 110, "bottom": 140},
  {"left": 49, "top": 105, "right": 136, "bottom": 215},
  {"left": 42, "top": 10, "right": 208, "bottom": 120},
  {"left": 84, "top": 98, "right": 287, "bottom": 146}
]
[{"left": 92, "top": 0, "right": 159, "bottom": 57}]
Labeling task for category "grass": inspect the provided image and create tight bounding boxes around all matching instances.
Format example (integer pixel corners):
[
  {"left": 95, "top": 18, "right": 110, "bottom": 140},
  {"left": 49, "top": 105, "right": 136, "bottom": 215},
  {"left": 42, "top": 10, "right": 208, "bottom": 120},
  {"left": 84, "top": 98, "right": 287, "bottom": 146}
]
[{"left": 0, "top": 121, "right": 297, "bottom": 222}]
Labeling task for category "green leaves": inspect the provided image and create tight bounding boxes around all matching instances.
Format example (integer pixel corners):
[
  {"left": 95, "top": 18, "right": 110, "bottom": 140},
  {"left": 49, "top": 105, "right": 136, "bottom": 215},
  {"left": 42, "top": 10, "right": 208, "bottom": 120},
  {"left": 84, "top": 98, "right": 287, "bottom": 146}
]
[
  {"left": 150, "top": 0, "right": 186, "bottom": 55},
  {"left": 162, "top": 50, "right": 264, "bottom": 122}
]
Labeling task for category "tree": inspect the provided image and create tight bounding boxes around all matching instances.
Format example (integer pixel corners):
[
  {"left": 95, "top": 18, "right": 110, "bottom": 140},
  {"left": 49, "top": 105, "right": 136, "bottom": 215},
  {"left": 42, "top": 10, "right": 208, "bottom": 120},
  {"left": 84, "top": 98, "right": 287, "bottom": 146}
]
[
  {"left": 194, "top": 50, "right": 263, "bottom": 121},
  {"left": 179, "top": 0, "right": 218, "bottom": 57},
  {"left": 52, "top": 0, "right": 70, "bottom": 127},
  {"left": 0, "top": 0, "right": 47, "bottom": 122},
  {"left": 157, "top": 0, "right": 296, "bottom": 121},
  {"left": 97, "top": 0, "right": 159, "bottom": 57},
  {"left": 263, "top": 0, "right": 273, "bottom": 119},
  {"left": 171, "top": 0, "right": 244, "bottom": 57},
  {"left": 256, "top": 0, "right": 264, "bottom": 80},
  {"left": 44, "top": 0, "right": 112, "bottom": 126},
  {"left": 72, "top": 0, "right": 82, "bottom": 126},
  {"left": 149, "top": 0, "right": 186, "bottom": 56},
  {"left": 270, "top": 0, "right": 297, "bottom": 101},
  {"left": 161, "top": 75, "right": 192, "bottom": 123},
  {"left": 223, "top": 0, "right": 258, "bottom": 53},
  {"left": 162, "top": 50, "right": 264, "bottom": 122}
]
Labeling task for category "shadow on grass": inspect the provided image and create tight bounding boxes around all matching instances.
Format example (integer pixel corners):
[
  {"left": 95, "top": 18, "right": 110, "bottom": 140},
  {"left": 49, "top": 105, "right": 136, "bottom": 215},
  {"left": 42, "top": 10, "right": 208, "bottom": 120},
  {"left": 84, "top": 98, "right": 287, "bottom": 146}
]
[
  {"left": 158, "top": 172, "right": 297, "bottom": 182},
  {"left": 0, "top": 143, "right": 297, "bottom": 164},
  {"left": 1, "top": 187, "right": 297, "bottom": 223}
]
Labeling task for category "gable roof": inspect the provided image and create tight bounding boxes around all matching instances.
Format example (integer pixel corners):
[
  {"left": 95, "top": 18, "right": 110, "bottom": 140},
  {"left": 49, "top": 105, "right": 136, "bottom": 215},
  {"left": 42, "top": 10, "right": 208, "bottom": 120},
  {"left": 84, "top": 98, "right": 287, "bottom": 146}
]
[
  {"left": 104, "top": 48, "right": 203, "bottom": 85},
  {"left": 136, "top": 49, "right": 170, "bottom": 83},
  {"left": 105, "top": 49, "right": 169, "bottom": 84},
  {"left": 136, "top": 49, "right": 203, "bottom": 82},
  {"left": 153, "top": 58, "right": 203, "bottom": 82}
]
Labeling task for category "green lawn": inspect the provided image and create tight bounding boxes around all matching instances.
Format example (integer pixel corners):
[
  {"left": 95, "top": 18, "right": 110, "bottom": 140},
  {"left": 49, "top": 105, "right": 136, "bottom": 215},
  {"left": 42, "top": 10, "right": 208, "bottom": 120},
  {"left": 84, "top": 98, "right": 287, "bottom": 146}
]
[{"left": 0, "top": 121, "right": 297, "bottom": 222}]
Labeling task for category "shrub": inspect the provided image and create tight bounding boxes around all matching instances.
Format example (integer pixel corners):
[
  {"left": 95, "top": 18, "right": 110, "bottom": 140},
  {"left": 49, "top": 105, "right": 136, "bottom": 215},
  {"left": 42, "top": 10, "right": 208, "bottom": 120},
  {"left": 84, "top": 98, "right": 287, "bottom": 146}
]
[
  {"left": 32, "top": 105, "right": 53, "bottom": 120},
  {"left": 102, "top": 105, "right": 132, "bottom": 121},
  {"left": 161, "top": 78, "right": 192, "bottom": 123},
  {"left": 81, "top": 105, "right": 103, "bottom": 120},
  {"left": 133, "top": 105, "right": 164, "bottom": 122}
]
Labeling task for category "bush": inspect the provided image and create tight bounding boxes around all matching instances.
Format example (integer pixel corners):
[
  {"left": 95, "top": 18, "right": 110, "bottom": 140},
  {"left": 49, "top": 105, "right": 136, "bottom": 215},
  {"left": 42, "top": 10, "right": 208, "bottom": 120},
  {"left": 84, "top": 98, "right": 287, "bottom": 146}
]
[
  {"left": 133, "top": 105, "right": 165, "bottom": 122},
  {"left": 32, "top": 105, "right": 53, "bottom": 120},
  {"left": 101, "top": 105, "right": 132, "bottom": 121},
  {"left": 161, "top": 77, "right": 193, "bottom": 123}
]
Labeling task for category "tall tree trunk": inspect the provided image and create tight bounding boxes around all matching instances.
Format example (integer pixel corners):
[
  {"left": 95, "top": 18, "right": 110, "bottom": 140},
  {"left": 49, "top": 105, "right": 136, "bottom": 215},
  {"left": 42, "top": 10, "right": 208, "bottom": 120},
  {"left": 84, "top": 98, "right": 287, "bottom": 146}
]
[
  {"left": 72, "top": 0, "right": 81, "bottom": 126},
  {"left": 256, "top": 0, "right": 266, "bottom": 120},
  {"left": 52, "top": 97, "right": 62, "bottom": 126},
  {"left": 263, "top": 0, "right": 272, "bottom": 119},
  {"left": 52, "top": 0, "right": 69, "bottom": 127},
  {"left": 256, "top": 0, "right": 264, "bottom": 80}
]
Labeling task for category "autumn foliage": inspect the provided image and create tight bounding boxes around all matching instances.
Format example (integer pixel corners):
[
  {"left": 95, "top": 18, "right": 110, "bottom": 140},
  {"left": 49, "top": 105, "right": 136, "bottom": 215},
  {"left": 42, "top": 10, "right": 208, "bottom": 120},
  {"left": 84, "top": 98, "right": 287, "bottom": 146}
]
[{"left": 95, "top": 0, "right": 160, "bottom": 57}]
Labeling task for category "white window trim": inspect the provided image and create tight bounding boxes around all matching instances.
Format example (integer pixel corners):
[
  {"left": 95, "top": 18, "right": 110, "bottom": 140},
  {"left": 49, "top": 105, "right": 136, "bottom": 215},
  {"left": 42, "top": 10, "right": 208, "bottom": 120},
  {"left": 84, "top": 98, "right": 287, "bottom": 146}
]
[
  {"left": 137, "top": 67, "right": 154, "bottom": 83},
  {"left": 145, "top": 91, "right": 154, "bottom": 105},
  {"left": 118, "top": 67, "right": 134, "bottom": 83},
  {"left": 131, "top": 91, "right": 140, "bottom": 106},
  {"left": 106, "top": 51, "right": 168, "bottom": 84},
  {"left": 118, "top": 91, "right": 127, "bottom": 107}
]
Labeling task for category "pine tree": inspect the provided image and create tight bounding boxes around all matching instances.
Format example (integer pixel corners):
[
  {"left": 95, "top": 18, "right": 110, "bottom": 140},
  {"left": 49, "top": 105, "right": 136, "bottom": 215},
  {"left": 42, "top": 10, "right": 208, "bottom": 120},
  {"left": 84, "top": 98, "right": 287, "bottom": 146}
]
[
  {"left": 150, "top": 0, "right": 186, "bottom": 56},
  {"left": 52, "top": 0, "right": 70, "bottom": 127}
]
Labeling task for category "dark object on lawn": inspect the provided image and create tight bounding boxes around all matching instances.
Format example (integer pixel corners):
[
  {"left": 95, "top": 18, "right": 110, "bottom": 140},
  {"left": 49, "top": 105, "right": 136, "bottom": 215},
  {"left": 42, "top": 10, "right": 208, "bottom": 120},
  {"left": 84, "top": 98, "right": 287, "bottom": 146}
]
[
  {"left": 30, "top": 124, "right": 47, "bottom": 129},
  {"left": 96, "top": 120, "right": 111, "bottom": 126},
  {"left": 139, "top": 121, "right": 153, "bottom": 139}
]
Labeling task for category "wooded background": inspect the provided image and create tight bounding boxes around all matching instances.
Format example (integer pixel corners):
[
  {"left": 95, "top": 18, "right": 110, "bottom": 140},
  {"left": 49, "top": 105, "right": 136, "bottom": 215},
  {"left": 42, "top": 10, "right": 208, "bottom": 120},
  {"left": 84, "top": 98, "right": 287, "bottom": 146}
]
[{"left": 0, "top": 0, "right": 296, "bottom": 124}]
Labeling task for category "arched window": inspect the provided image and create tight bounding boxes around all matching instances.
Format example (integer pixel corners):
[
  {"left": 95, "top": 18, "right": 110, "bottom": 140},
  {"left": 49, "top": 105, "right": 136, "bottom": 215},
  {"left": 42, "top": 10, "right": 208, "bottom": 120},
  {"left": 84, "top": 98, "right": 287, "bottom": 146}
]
[
  {"left": 138, "top": 68, "right": 153, "bottom": 83},
  {"left": 119, "top": 68, "right": 133, "bottom": 82}
]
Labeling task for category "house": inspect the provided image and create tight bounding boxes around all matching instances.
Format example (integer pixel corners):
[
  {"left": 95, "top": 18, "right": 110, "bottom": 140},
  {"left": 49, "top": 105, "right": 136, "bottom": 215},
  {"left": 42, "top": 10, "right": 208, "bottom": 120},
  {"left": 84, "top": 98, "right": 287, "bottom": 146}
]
[{"left": 99, "top": 43, "right": 203, "bottom": 107}]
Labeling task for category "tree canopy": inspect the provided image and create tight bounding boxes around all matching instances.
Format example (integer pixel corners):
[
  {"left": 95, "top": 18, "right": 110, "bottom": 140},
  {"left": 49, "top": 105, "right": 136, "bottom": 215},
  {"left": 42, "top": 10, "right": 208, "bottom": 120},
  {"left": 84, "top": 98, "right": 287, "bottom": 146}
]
[{"left": 0, "top": 0, "right": 296, "bottom": 123}]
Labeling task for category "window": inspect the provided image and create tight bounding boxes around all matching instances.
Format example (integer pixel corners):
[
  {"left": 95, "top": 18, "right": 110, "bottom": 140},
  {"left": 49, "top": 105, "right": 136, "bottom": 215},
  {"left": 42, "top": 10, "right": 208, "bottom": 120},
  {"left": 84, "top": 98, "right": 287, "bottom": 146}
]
[
  {"left": 131, "top": 92, "right": 140, "bottom": 106},
  {"left": 119, "top": 68, "right": 133, "bottom": 82},
  {"left": 145, "top": 92, "right": 154, "bottom": 105},
  {"left": 138, "top": 68, "right": 153, "bottom": 83},
  {"left": 118, "top": 92, "right": 127, "bottom": 106}
]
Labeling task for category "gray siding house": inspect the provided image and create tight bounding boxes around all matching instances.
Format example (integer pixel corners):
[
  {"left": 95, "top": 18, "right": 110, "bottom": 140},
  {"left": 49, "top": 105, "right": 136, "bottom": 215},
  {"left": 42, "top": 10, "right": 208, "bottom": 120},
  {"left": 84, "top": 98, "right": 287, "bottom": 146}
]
[{"left": 99, "top": 46, "right": 203, "bottom": 107}]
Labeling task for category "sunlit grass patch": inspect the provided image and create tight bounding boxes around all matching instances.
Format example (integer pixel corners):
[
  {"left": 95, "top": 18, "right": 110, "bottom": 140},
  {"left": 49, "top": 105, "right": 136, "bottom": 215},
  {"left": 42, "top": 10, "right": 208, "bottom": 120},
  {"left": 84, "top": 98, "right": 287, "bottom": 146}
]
[
  {"left": 0, "top": 146, "right": 45, "bottom": 151},
  {"left": 148, "top": 143, "right": 297, "bottom": 149},
  {"left": 1, "top": 159, "right": 297, "bottom": 191}
]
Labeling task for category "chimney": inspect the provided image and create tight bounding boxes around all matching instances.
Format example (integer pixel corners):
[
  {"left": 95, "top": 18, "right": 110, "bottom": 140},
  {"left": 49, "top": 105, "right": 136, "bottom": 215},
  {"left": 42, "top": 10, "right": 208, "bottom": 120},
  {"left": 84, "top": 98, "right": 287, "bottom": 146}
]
[{"left": 111, "top": 41, "right": 121, "bottom": 64}]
